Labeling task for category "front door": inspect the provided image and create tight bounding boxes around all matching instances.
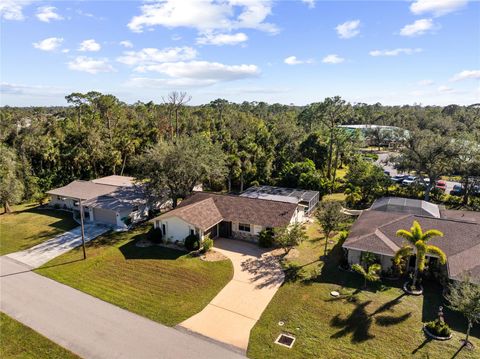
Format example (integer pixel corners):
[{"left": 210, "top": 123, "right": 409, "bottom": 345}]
[{"left": 219, "top": 221, "right": 232, "bottom": 238}]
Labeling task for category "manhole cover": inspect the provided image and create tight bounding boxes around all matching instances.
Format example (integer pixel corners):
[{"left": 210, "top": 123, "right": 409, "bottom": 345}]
[
  {"left": 330, "top": 291, "right": 340, "bottom": 297},
  {"left": 278, "top": 321, "right": 285, "bottom": 326},
  {"left": 274, "top": 333, "right": 296, "bottom": 348}
]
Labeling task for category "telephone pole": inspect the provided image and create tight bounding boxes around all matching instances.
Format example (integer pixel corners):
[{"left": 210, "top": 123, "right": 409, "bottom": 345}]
[{"left": 79, "top": 198, "right": 87, "bottom": 259}]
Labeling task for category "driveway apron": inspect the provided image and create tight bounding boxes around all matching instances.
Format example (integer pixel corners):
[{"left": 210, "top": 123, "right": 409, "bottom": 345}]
[{"left": 179, "top": 238, "right": 284, "bottom": 353}]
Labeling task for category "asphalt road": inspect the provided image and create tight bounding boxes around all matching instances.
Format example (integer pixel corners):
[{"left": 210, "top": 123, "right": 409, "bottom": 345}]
[
  {"left": 376, "top": 152, "right": 461, "bottom": 194},
  {"left": 0, "top": 256, "right": 245, "bottom": 359}
]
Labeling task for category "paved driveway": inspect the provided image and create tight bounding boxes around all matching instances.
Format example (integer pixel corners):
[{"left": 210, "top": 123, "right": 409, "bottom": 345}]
[
  {"left": 179, "top": 238, "right": 284, "bottom": 354},
  {"left": 6, "top": 224, "right": 108, "bottom": 268},
  {"left": 0, "top": 256, "right": 244, "bottom": 359}
]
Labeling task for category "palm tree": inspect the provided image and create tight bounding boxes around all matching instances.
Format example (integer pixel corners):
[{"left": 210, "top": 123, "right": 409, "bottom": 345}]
[
  {"left": 352, "top": 263, "right": 382, "bottom": 288},
  {"left": 393, "top": 220, "right": 446, "bottom": 290}
]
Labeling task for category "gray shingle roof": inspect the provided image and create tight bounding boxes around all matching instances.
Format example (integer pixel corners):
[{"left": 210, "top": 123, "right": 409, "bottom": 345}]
[{"left": 46, "top": 181, "right": 117, "bottom": 201}]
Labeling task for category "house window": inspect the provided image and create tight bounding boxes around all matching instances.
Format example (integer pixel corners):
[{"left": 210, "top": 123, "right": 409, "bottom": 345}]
[
  {"left": 73, "top": 201, "right": 79, "bottom": 207},
  {"left": 190, "top": 228, "right": 195, "bottom": 236},
  {"left": 162, "top": 224, "right": 166, "bottom": 235},
  {"left": 239, "top": 223, "right": 251, "bottom": 232}
]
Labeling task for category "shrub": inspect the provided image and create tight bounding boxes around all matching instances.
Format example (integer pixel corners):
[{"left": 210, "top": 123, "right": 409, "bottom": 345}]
[
  {"left": 53, "top": 203, "right": 60, "bottom": 209},
  {"left": 184, "top": 234, "right": 200, "bottom": 251},
  {"left": 425, "top": 319, "right": 451, "bottom": 337},
  {"left": 203, "top": 236, "right": 213, "bottom": 252},
  {"left": 258, "top": 229, "right": 274, "bottom": 248},
  {"left": 147, "top": 227, "right": 163, "bottom": 243}
]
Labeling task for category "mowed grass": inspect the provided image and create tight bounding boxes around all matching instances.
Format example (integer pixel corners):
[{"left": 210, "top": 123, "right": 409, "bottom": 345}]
[
  {"left": 248, "top": 223, "right": 479, "bottom": 359},
  {"left": 0, "top": 203, "right": 78, "bottom": 255},
  {"left": 0, "top": 312, "right": 79, "bottom": 359},
  {"left": 36, "top": 225, "right": 233, "bottom": 326}
]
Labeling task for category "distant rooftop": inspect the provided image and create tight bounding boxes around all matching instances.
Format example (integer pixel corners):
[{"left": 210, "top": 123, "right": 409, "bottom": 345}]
[
  {"left": 92, "top": 175, "right": 135, "bottom": 187},
  {"left": 240, "top": 185, "right": 319, "bottom": 204},
  {"left": 370, "top": 197, "right": 441, "bottom": 218}
]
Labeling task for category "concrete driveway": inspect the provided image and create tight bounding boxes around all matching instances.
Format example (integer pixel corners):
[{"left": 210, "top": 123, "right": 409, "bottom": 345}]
[
  {"left": 179, "top": 238, "right": 284, "bottom": 354},
  {"left": 6, "top": 224, "right": 108, "bottom": 268},
  {"left": 0, "top": 256, "right": 244, "bottom": 359}
]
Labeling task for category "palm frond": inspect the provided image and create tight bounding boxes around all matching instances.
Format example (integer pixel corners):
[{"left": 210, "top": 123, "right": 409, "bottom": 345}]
[
  {"left": 396, "top": 229, "right": 414, "bottom": 243},
  {"left": 351, "top": 263, "right": 367, "bottom": 276},
  {"left": 422, "top": 229, "right": 444, "bottom": 242},
  {"left": 411, "top": 220, "right": 423, "bottom": 239},
  {"left": 394, "top": 245, "right": 413, "bottom": 266},
  {"left": 426, "top": 245, "right": 447, "bottom": 264},
  {"left": 366, "top": 263, "right": 382, "bottom": 282}
]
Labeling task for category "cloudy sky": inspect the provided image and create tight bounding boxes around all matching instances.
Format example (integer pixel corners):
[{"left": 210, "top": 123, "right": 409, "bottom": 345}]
[{"left": 1, "top": 0, "right": 479, "bottom": 106}]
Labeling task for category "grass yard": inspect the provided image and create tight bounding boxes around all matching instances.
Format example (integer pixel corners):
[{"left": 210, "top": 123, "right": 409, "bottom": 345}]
[
  {"left": 0, "top": 312, "right": 79, "bottom": 359},
  {"left": 0, "top": 203, "right": 78, "bottom": 255},
  {"left": 248, "top": 222, "right": 479, "bottom": 359},
  {"left": 36, "top": 225, "right": 233, "bottom": 326}
]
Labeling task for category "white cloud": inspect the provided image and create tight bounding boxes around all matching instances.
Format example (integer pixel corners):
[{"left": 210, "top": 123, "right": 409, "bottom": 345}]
[
  {"left": 438, "top": 85, "right": 455, "bottom": 93},
  {"left": 33, "top": 37, "right": 64, "bottom": 51},
  {"left": 369, "top": 48, "right": 423, "bottom": 56},
  {"left": 68, "top": 56, "right": 115, "bottom": 74},
  {"left": 410, "top": 0, "right": 468, "bottom": 17},
  {"left": 302, "top": 0, "right": 315, "bottom": 9},
  {"left": 450, "top": 70, "right": 480, "bottom": 81},
  {"left": 197, "top": 32, "right": 248, "bottom": 46},
  {"left": 400, "top": 18, "right": 435, "bottom": 36},
  {"left": 322, "top": 54, "right": 345, "bottom": 64},
  {"left": 418, "top": 79, "right": 434, "bottom": 86},
  {"left": 284, "top": 56, "right": 314, "bottom": 65},
  {"left": 36, "top": 6, "right": 63, "bottom": 22},
  {"left": 78, "top": 39, "right": 101, "bottom": 52},
  {"left": 131, "top": 61, "right": 260, "bottom": 86},
  {"left": 336, "top": 20, "right": 361, "bottom": 39},
  {"left": 119, "top": 40, "right": 134, "bottom": 48},
  {"left": 0, "top": 82, "right": 66, "bottom": 97},
  {"left": 0, "top": 0, "right": 33, "bottom": 21},
  {"left": 127, "top": 0, "right": 278, "bottom": 35},
  {"left": 117, "top": 47, "right": 197, "bottom": 66}
]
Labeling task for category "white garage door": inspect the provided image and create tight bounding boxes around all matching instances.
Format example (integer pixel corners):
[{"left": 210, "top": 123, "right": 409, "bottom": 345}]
[{"left": 93, "top": 208, "right": 117, "bottom": 225}]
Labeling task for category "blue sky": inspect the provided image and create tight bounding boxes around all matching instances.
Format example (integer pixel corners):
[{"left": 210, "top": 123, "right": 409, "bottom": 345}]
[{"left": 1, "top": 0, "right": 479, "bottom": 106}]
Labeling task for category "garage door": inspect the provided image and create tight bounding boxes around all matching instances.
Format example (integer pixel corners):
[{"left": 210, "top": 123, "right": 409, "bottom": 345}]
[{"left": 93, "top": 207, "right": 117, "bottom": 225}]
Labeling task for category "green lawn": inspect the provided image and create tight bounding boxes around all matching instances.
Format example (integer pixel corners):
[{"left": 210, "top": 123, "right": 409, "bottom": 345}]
[
  {"left": 0, "top": 203, "right": 78, "bottom": 255},
  {"left": 248, "top": 223, "right": 479, "bottom": 359},
  {"left": 0, "top": 312, "right": 79, "bottom": 359},
  {"left": 36, "top": 225, "right": 234, "bottom": 326}
]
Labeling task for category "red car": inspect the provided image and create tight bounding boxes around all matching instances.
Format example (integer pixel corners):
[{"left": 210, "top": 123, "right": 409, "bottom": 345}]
[{"left": 435, "top": 180, "right": 447, "bottom": 192}]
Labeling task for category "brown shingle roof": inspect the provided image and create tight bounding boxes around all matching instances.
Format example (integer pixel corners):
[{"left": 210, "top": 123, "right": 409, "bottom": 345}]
[
  {"left": 155, "top": 192, "right": 298, "bottom": 231},
  {"left": 343, "top": 209, "right": 480, "bottom": 284}
]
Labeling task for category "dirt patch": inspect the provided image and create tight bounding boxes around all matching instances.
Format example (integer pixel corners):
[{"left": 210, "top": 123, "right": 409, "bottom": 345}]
[{"left": 200, "top": 250, "right": 228, "bottom": 262}]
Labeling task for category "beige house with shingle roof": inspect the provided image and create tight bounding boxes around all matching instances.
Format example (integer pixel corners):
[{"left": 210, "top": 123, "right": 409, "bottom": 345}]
[
  {"left": 343, "top": 197, "right": 480, "bottom": 284},
  {"left": 151, "top": 192, "right": 304, "bottom": 243},
  {"left": 47, "top": 175, "right": 153, "bottom": 229}
]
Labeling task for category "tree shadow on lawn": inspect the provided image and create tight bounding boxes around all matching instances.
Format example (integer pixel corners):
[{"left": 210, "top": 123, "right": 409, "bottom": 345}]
[
  {"left": 329, "top": 291, "right": 412, "bottom": 343},
  {"left": 118, "top": 235, "right": 185, "bottom": 261}
]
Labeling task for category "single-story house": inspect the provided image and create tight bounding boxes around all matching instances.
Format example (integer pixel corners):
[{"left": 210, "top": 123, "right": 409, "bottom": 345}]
[
  {"left": 47, "top": 175, "right": 152, "bottom": 229},
  {"left": 343, "top": 197, "right": 480, "bottom": 284},
  {"left": 151, "top": 192, "right": 303, "bottom": 243},
  {"left": 240, "top": 185, "right": 320, "bottom": 216}
]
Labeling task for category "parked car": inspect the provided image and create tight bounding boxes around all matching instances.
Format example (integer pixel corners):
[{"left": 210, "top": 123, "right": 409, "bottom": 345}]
[
  {"left": 391, "top": 174, "right": 407, "bottom": 183},
  {"left": 435, "top": 180, "right": 447, "bottom": 192},
  {"left": 450, "top": 184, "right": 464, "bottom": 196},
  {"left": 402, "top": 176, "right": 417, "bottom": 186}
]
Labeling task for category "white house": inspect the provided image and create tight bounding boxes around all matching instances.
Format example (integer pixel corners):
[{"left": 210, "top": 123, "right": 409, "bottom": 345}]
[{"left": 151, "top": 192, "right": 303, "bottom": 243}]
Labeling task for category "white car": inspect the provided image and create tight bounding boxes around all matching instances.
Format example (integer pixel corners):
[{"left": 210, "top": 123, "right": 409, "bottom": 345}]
[{"left": 402, "top": 176, "right": 417, "bottom": 186}]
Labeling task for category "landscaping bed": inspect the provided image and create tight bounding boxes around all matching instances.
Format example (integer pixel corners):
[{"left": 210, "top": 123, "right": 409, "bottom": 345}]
[
  {"left": 0, "top": 312, "right": 79, "bottom": 359},
  {"left": 0, "top": 203, "right": 78, "bottom": 255},
  {"left": 36, "top": 225, "right": 234, "bottom": 326}
]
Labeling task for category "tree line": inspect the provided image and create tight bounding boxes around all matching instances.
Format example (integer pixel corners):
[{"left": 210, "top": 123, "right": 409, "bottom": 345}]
[{"left": 1, "top": 92, "right": 479, "bottom": 212}]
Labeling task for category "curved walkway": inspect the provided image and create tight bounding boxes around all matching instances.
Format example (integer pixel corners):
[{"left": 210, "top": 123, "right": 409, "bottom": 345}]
[{"left": 179, "top": 238, "right": 284, "bottom": 354}]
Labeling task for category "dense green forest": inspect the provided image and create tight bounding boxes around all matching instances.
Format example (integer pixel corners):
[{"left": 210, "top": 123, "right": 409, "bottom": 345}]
[{"left": 1, "top": 92, "right": 479, "bottom": 212}]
